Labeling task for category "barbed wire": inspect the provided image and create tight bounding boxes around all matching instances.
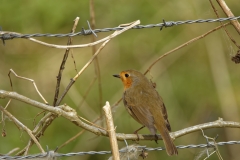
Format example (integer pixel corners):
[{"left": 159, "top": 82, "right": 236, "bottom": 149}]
[
  {"left": 0, "top": 140, "right": 239, "bottom": 159},
  {"left": 0, "top": 16, "right": 240, "bottom": 42}
]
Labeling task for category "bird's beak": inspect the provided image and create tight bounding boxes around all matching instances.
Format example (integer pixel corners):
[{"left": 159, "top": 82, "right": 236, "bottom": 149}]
[{"left": 113, "top": 74, "right": 120, "bottom": 78}]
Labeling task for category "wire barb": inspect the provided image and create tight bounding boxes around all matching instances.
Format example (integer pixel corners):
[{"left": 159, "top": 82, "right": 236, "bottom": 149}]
[
  {"left": 160, "top": 19, "right": 177, "bottom": 30},
  {"left": 81, "top": 20, "right": 98, "bottom": 37},
  {"left": 87, "top": 20, "right": 97, "bottom": 37}
]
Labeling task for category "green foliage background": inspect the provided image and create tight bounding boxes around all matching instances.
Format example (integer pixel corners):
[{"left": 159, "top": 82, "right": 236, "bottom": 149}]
[{"left": 0, "top": 1, "right": 240, "bottom": 159}]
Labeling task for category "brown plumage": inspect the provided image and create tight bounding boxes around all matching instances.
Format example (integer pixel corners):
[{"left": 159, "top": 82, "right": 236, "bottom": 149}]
[{"left": 113, "top": 69, "right": 178, "bottom": 156}]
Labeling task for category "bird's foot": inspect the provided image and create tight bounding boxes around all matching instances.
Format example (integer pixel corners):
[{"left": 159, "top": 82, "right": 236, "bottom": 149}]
[
  {"left": 154, "top": 134, "right": 158, "bottom": 144},
  {"left": 133, "top": 125, "right": 145, "bottom": 142},
  {"left": 133, "top": 131, "right": 140, "bottom": 142}
]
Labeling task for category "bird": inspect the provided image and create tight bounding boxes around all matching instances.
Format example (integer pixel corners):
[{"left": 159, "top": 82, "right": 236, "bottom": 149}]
[{"left": 113, "top": 69, "right": 178, "bottom": 156}]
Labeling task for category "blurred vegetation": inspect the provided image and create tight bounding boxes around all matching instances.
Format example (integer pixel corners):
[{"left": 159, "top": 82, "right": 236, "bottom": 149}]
[{"left": 0, "top": 0, "right": 240, "bottom": 160}]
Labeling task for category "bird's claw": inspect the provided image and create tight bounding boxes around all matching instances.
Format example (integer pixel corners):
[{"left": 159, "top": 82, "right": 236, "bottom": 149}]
[{"left": 154, "top": 134, "right": 158, "bottom": 144}]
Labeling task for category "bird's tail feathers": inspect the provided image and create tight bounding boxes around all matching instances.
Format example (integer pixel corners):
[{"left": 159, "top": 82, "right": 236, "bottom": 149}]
[{"left": 155, "top": 123, "right": 178, "bottom": 155}]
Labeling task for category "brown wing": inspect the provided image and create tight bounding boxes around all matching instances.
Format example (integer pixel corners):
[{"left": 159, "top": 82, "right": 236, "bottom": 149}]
[
  {"left": 156, "top": 93, "right": 171, "bottom": 131},
  {"left": 123, "top": 89, "right": 157, "bottom": 134},
  {"left": 149, "top": 79, "right": 171, "bottom": 131}
]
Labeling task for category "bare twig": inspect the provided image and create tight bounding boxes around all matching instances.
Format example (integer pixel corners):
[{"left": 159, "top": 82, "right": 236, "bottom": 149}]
[
  {"left": 17, "top": 112, "right": 56, "bottom": 155},
  {"left": 204, "top": 150, "right": 216, "bottom": 160},
  {"left": 90, "top": 0, "right": 103, "bottom": 114},
  {"left": 78, "top": 115, "right": 106, "bottom": 131},
  {"left": 144, "top": 23, "right": 230, "bottom": 75},
  {"left": 1, "top": 99, "right": 11, "bottom": 126},
  {"left": 70, "top": 50, "right": 78, "bottom": 72},
  {"left": 8, "top": 69, "right": 48, "bottom": 104},
  {"left": 195, "top": 147, "right": 216, "bottom": 160},
  {"left": 200, "top": 129, "right": 223, "bottom": 160},
  {"left": 1, "top": 90, "right": 240, "bottom": 141},
  {"left": 58, "top": 130, "right": 85, "bottom": 150},
  {"left": 6, "top": 148, "right": 20, "bottom": 155},
  {"left": 53, "top": 17, "right": 79, "bottom": 106},
  {"left": 103, "top": 101, "right": 120, "bottom": 160},
  {"left": 78, "top": 76, "right": 97, "bottom": 108},
  {"left": 73, "top": 40, "right": 109, "bottom": 81},
  {"left": 209, "top": 0, "right": 240, "bottom": 48},
  {"left": 0, "top": 105, "right": 45, "bottom": 153},
  {"left": 216, "top": 0, "right": 240, "bottom": 34}
]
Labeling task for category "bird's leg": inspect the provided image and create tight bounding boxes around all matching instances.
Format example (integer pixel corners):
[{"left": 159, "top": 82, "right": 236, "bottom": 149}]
[
  {"left": 154, "top": 134, "right": 158, "bottom": 144},
  {"left": 133, "top": 125, "right": 145, "bottom": 141}
]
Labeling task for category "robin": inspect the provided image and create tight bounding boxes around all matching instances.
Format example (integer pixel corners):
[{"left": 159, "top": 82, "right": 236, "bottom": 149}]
[{"left": 113, "top": 69, "right": 178, "bottom": 156}]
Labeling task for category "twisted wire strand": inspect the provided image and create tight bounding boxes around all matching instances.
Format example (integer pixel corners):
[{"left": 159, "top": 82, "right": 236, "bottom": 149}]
[
  {"left": 0, "top": 16, "right": 239, "bottom": 41},
  {"left": 0, "top": 140, "right": 239, "bottom": 159}
]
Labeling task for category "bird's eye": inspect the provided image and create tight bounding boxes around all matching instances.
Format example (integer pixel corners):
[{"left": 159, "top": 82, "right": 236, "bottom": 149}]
[{"left": 125, "top": 73, "right": 129, "bottom": 77}]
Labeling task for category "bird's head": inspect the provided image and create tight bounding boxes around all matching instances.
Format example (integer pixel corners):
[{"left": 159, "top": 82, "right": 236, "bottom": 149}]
[{"left": 113, "top": 69, "right": 144, "bottom": 90}]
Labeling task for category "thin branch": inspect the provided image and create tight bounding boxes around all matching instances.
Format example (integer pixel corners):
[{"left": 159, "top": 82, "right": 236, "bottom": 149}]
[
  {"left": 216, "top": 0, "right": 240, "bottom": 34},
  {"left": 8, "top": 69, "right": 48, "bottom": 104},
  {"left": 58, "top": 130, "right": 85, "bottom": 150},
  {"left": 172, "top": 118, "right": 240, "bottom": 139},
  {"left": 6, "top": 148, "right": 20, "bottom": 155},
  {"left": 53, "top": 17, "right": 80, "bottom": 106},
  {"left": 144, "top": 23, "right": 230, "bottom": 75},
  {"left": 78, "top": 76, "right": 97, "bottom": 109},
  {"left": 103, "top": 101, "right": 120, "bottom": 160},
  {"left": 16, "top": 112, "right": 55, "bottom": 155},
  {"left": 70, "top": 50, "right": 78, "bottom": 72},
  {"left": 0, "top": 105, "right": 45, "bottom": 153},
  {"left": 1, "top": 99, "right": 11, "bottom": 126},
  {"left": 90, "top": 0, "right": 103, "bottom": 114},
  {"left": 73, "top": 40, "right": 109, "bottom": 81},
  {"left": 77, "top": 115, "right": 106, "bottom": 131},
  {"left": 200, "top": 129, "right": 223, "bottom": 160},
  {"left": 1, "top": 90, "right": 240, "bottom": 141}
]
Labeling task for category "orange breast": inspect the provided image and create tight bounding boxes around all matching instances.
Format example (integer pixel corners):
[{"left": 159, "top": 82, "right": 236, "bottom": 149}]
[
  {"left": 119, "top": 72, "right": 133, "bottom": 90},
  {"left": 123, "top": 78, "right": 132, "bottom": 90}
]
